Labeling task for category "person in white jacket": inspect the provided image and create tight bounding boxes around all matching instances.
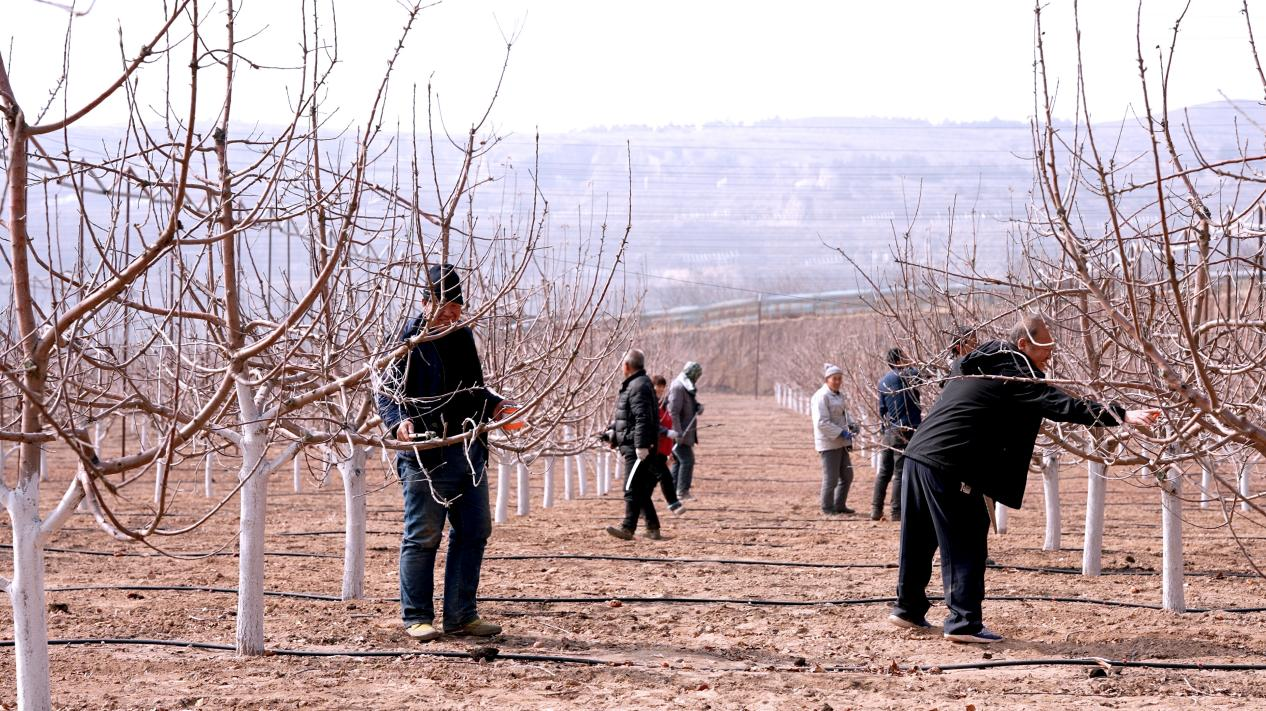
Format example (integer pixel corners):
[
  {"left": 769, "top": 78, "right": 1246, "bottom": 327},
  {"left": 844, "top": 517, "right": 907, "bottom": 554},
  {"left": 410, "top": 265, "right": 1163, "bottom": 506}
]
[{"left": 812, "top": 364, "right": 859, "bottom": 515}]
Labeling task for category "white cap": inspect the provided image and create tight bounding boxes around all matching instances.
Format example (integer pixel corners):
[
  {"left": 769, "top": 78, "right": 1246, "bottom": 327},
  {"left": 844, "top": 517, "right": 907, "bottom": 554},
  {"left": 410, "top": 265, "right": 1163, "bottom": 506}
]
[{"left": 823, "top": 363, "right": 843, "bottom": 379}]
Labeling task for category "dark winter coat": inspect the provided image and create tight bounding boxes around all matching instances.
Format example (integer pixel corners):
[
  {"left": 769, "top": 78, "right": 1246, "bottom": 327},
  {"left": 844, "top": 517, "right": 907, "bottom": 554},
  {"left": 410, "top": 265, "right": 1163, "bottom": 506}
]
[
  {"left": 609, "top": 369, "right": 657, "bottom": 454},
  {"left": 376, "top": 316, "right": 503, "bottom": 467},
  {"left": 878, "top": 367, "right": 922, "bottom": 432},
  {"left": 903, "top": 340, "right": 1124, "bottom": 509}
]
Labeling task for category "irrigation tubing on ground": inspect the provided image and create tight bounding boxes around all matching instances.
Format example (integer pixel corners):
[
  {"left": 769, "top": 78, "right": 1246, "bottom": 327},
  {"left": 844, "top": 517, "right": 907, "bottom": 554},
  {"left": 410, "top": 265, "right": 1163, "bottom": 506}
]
[
  {"left": 6, "top": 638, "right": 1265, "bottom": 674},
  {"left": 13, "top": 546, "right": 1257, "bottom": 578},
  {"left": 0, "top": 638, "right": 607, "bottom": 665},
  {"left": 41, "top": 584, "right": 1266, "bottom": 613}
]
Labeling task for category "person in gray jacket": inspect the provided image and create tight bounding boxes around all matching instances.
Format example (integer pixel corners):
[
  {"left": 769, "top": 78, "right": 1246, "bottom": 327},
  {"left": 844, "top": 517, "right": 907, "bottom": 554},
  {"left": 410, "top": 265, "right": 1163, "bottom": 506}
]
[
  {"left": 812, "top": 363, "right": 859, "bottom": 515},
  {"left": 667, "top": 361, "right": 704, "bottom": 500}
]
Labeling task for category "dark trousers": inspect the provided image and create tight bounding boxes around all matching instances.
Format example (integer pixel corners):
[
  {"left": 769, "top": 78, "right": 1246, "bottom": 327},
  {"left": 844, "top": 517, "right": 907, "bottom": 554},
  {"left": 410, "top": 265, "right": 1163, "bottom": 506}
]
[
  {"left": 893, "top": 457, "right": 990, "bottom": 635},
  {"left": 872, "top": 428, "right": 911, "bottom": 516},
  {"left": 653, "top": 452, "right": 680, "bottom": 507},
  {"left": 397, "top": 441, "right": 491, "bottom": 630},
  {"left": 621, "top": 451, "right": 660, "bottom": 532},
  {"left": 819, "top": 447, "right": 853, "bottom": 513}
]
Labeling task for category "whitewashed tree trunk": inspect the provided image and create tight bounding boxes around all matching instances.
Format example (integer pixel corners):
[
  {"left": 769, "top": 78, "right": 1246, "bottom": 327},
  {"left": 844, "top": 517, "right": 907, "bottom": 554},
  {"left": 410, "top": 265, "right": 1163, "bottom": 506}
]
[
  {"left": 1041, "top": 451, "right": 1061, "bottom": 551},
  {"left": 293, "top": 455, "right": 302, "bottom": 493},
  {"left": 516, "top": 459, "right": 530, "bottom": 516},
  {"left": 38, "top": 446, "right": 46, "bottom": 483},
  {"left": 8, "top": 484, "right": 52, "bottom": 711},
  {"left": 576, "top": 452, "right": 588, "bottom": 496},
  {"left": 871, "top": 449, "right": 881, "bottom": 472},
  {"left": 153, "top": 458, "right": 166, "bottom": 505},
  {"left": 598, "top": 454, "right": 609, "bottom": 495},
  {"left": 1160, "top": 465, "right": 1186, "bottom": 612},
  {"left": 1082, "top": 460, "right": 1107, "bottom": 575},
  {"left": 563, "top": 453, "right": 574, "bottom": 500},
  {"left": 204, "top": 451, "right": 215, "bottom": 498},
  {"left": 494, "top": 457, "right": 510, "bottom": 523},
  {"left": 236, "top": 424, "right": 269, "bottom": 656},
  {"left": 1200, "top": 459, "right": 1215, "bottom": 510},
  {"left": 994, "top": 501, "right": 1009, "bottom": 534},
  {"left": 338, "top": 446, "right": 368, "bottom": 600},
  {"left": 1239, "top": 457, "right": 1252, "bottom": 513},
  {"left": 607, "top": 452, "right": 618, "bottom": 482},
  {"left": 542, "top": 456, "right": 555, "bottom": 508}
]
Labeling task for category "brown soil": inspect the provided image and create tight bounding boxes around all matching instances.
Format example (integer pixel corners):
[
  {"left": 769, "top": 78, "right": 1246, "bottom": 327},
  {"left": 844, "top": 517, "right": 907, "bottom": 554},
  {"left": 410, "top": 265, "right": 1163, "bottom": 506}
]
[{"left": 3, "top": 393, "right": 1266, "bottom": 710}]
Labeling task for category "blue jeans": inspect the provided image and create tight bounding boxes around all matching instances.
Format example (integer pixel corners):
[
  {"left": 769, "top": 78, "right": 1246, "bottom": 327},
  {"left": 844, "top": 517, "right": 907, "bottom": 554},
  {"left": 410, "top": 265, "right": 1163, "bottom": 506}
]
[
  {"left": 397, "top": 440, "right": 491, "bottom": 630},
  {"left": 670, "top": 443, "right": 695, "bottom": 495}
]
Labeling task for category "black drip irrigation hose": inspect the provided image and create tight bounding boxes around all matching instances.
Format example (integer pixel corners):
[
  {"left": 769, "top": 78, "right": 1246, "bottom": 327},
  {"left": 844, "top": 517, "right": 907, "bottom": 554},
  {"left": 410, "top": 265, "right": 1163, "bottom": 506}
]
[
  {"left": 0, "top": 638, "right": 605, "bottom": 665},
  {"left": 42, "top": 583, "right": 1266, "bottom": 613},
  {"left": 14, "top": 546, "right": 1257, "bottom": 578},
  {"left": 5, "top": 638, "right": 1265, "bottom": 674}
]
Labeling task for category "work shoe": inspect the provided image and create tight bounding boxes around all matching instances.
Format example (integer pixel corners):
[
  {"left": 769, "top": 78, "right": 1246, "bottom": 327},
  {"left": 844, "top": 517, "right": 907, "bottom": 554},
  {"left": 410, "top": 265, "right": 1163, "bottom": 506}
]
[
  {"left": 447, "top": 618, "right": 502, "bottom": 637},
  {"left": 870, "top": 508, "right": 883, "bottom": 521},
  {"left": 944, "top": 627, "right": 1004, "bottom": 644},
  {"left": 605, "top": 525, "right": 635, "bottom": 540},
  {"left": 405, "top": 622, "right": 442, "bottom": 641},
  {"left": 891, "top": 510, "right": 901, "bottom": 523},
  {"left": 838, "top": 506, "right": 856, "bottom": 515},
  {"left": 645, "top": 529, "right": 664, "bottom": 540},
  {"left": 678, "top": 492, "right": 695, "bottom": 502},
  {"left": 669, "top": 501, "right": 686, "bottom": 516},
  {"left": 887, "top": 613, "right": 933, "bottom": 630}
]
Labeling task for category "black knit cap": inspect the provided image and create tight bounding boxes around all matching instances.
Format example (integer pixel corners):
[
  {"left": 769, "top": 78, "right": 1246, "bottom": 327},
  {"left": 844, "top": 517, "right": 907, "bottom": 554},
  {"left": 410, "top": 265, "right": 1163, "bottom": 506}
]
[{"left": 422, "top": 263, "right": 464, "bottom": 305}]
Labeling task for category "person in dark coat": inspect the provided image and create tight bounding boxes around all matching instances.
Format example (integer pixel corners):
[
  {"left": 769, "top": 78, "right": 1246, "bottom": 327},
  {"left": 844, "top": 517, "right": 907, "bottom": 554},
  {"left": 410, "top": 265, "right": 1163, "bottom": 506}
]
[
  {"left": 667, "top": 361, "right": 704, "bottom": 500},
  {"left": 377, "top": 263, "right": 513, "bottom": 642},
  {"left": 604, "top": 349, "right": 662, "bottom": 540},
  {"left": 873, "top": 347, "right": 921, "bottom": 522},
  {"left": 888, "top": 313, "right": 1159, "bottom": 644}
]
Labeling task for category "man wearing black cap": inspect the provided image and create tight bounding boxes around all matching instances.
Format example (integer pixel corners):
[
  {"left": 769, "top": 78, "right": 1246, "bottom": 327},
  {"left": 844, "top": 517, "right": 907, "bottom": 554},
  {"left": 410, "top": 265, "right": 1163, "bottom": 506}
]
[
  {"left": 377, "top": 263, "right": 512, "bottom": 641},
  {"left": 873, "top": 347, "right": 921, "bottom": 522}
]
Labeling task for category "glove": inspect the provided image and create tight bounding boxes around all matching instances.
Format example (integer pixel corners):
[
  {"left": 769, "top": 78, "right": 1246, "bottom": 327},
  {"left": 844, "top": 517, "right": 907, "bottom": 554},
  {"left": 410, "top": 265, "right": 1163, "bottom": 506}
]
[
  {"left": 667, "top": 429, "right": 679, "bottom": 440},
  {"left": 636, "top": 448, "right": 650, "bottom": 461},
  {"left": 848, "top": 423, "right": 859, "bottom": 435}
]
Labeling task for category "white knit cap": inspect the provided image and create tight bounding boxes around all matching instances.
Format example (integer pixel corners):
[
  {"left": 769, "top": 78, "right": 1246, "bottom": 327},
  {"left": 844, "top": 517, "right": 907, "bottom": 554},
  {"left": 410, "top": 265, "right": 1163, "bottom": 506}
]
[{"left": 823, "top": 363, "right": 843, "bottom": 379}]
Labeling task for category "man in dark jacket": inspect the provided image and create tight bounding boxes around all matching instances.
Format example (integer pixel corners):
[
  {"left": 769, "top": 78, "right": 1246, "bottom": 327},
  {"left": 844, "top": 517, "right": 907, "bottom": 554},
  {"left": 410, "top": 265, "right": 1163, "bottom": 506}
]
[
  {"left": 888, "top": 313, "right": 1158, "bottom": 643},
  {"left": 604, "top": 349, "right": 662, "bottom": 540},
  {"left": 873, "top": 347, "right": 921, "bottom": 522},
  {"left": 377, "top": 263, "right": 511, "bottom": 642}
]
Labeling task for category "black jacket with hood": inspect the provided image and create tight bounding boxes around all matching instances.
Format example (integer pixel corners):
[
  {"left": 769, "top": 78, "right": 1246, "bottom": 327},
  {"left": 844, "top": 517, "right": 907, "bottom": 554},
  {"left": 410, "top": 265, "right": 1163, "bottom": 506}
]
[
  {"left": 903, "top": 340, "right": 1124, "bottom": 509},
  {"left": 609, "top": 369, "right": 658, "bottom": 454}
]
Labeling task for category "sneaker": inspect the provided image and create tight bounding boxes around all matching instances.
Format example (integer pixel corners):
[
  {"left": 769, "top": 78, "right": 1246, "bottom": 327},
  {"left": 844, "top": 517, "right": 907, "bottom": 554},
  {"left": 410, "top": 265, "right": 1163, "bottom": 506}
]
[
  {"left": 405, "top": 622, "right": 442, "bottom": 641},
  {"left": 669, "top": 502, "right": 686, "bottom": 517},
  {"left": 645, "top": 529, "right": 664, "bottom": 540},
  {"left": 605, "top": 525, "right": 634, "bottom": 540},
  {"left": 678, "top": 492, "right": 695, "bottom": 502},
  {"left": 887, "top": 613, "right": 933, "bottom": 630},
  {"left": 447, "top": 618, "right": 502, "bottom": 637},
  {"left": 944, "top": 627, "right": 1004, "bottom": 644}
]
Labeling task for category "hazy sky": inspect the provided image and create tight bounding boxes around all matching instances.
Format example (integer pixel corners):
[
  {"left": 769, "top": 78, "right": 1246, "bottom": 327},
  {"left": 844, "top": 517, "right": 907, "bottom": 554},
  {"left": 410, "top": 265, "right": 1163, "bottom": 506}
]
[{"left": 5, "top": 0, "right": 1263, "bottom": 132}]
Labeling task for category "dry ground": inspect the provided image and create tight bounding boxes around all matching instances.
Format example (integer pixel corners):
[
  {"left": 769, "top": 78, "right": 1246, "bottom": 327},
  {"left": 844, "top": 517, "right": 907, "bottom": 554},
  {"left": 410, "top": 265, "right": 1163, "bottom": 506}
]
[{"left": 3, "top": 393, "right": 1266, "bottom": 709}]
